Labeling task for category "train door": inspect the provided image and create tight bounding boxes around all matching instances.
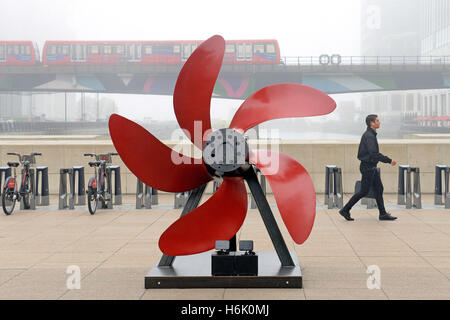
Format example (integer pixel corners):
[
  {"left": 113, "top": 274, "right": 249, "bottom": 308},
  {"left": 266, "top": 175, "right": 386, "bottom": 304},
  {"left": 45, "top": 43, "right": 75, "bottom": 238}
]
[
  {"left": 0, "top": 44, "right": 5, "bottom": 62},
  {"left": 71, "top": 44, "right": 86, "bottom": 62},
  {"left": 236, "top": 43, "right": 252, "bottom": 62},
  {"left": 127, "top": 44, "right": 142, "bottom": 62}
]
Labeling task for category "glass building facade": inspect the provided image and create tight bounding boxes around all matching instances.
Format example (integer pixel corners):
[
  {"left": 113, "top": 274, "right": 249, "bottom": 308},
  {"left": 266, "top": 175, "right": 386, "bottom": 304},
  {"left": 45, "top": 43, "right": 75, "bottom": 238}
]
[{"left": 420, "top": 0, "right": 450, "bottom": 55}]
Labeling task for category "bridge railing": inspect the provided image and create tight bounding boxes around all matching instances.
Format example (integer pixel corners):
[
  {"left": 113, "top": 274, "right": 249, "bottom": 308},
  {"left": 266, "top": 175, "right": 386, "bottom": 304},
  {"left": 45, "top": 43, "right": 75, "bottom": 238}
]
[{"left": 280, "top": 55, "right": 450, "bottom": 66}]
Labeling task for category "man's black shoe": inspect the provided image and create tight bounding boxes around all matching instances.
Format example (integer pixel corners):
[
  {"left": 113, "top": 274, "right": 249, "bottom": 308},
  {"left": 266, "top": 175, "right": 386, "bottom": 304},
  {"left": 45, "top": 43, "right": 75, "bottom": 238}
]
[
  {"left": 379, "top": 212, "right": 397, "bottom": 221},
  {"left": 339, "top": 208, "right": 354, "bottom": 221}
]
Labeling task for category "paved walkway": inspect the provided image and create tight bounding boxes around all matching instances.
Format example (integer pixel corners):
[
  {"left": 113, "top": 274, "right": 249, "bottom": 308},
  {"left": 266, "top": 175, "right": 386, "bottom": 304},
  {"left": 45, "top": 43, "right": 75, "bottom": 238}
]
[{"left": 0, "top": 194, "right": 449, "bottom": 300}]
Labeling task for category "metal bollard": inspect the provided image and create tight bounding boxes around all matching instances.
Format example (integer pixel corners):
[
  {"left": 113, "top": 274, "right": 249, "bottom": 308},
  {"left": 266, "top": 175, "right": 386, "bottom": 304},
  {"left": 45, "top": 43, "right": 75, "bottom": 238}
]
[
  {"left": 174, "top": 191, "right": 190, "bottom": 209},
  {"left": 151, "top": 188, "right": 158, "bottom": 205},
  {"left": 108, "top": 165, "right": 122, "bottom": 205},
  {"left": 72, "top": 166, "right": 85, "bottom": 206},
  {"left": 35, "top": 166, "right": 49, "bottom": 206},
  {"left": 136, "top": 179, "right": 152, "bottom": 209},
  {"left": 324, "top": 165, "right": 343, "bottom": 209},
  {"left": 397, "top": 165, "right": 410, "bottom": 205},
  {"left": 405, "top": 167, "right": 422, "bottom": 209},
  {"left": 250, "top": 170, "right": 266, "bottom": 209},
  {"left": 20, "top": 168, "right": 36, "bottom": 210},
  {"left": 59, "top": 168, "right": 75, "bottom": 210},
  {"left": 435, "top": 165, "right": 447, "bottom": 205},
  {"left": 0, "top": 167, "right": 12, "bottom": 197},
  {"left": 324, "top": 165, "right": 336, "bottom": 206},
  {"left": 444, "top": 168, "right": 450, "bottom": 209}
]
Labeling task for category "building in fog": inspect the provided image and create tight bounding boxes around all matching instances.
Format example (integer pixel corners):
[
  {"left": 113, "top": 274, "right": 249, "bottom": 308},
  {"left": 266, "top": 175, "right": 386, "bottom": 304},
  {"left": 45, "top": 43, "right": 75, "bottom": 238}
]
[
  {"left": 361, "top": 0, "right": 450, "bottom": 132},
  {"left": 420, "top": 0, "right": 450, "bottom": 55},
  {"left": 361, "top": 0, "right": 421, "bottom": 56}
]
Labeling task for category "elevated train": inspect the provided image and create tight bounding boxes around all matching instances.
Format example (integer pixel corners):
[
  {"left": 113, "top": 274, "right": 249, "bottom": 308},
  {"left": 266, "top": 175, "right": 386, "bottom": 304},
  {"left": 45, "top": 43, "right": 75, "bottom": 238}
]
[
  {"left": 0, "top": 41, "right": 40, "bottom": 66},
  {"left": 0, "top": 39, "right": 280, "bottom": 66}
]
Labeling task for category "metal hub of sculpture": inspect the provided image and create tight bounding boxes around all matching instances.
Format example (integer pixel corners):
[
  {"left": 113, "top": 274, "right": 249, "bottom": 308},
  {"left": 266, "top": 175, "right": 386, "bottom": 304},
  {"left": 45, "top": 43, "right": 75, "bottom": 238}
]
[
  {"left": 108, "top": 34, "right": 336, "bottom": 288},
  {"left": 202, "top": 128, "right": 249, "bottom": 177}
]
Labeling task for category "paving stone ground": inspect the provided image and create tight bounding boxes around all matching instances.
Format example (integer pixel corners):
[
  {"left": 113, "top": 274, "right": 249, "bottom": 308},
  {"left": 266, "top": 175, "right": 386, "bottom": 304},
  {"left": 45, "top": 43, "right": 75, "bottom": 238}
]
[{"left": 0, "top": 194, "right": 449, "bottom": 300}]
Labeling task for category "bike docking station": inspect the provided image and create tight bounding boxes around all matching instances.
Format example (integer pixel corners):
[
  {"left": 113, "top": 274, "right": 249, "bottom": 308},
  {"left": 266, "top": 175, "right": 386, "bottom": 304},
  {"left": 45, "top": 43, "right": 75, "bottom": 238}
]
[
  {"left": 398, "top": 165, "right": 422, "bottom": 209},
  {"left": 58, "top": 168, "right": 75, "bottom": 210},
  {"left": 324, "top": 165, "right": 343, "bottom": 209},
  {"left": 107, "top": 36, "right": 337, "bottom": 290},
  {"left": 35, "top": 166, "right": 49, "bottom": 206},
  {"left": 136, "top": 178, "right": 152, "bottom": 209},
  {"left": 434, "top": 165, "right": 450, "bottom": 208}
]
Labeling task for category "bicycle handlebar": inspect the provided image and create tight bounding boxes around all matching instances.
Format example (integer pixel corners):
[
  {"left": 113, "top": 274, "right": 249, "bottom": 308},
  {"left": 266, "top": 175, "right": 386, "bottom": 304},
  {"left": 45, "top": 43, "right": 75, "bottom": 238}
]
[{"left": 84, "top": 152, "right": 118, "bottom": 157}]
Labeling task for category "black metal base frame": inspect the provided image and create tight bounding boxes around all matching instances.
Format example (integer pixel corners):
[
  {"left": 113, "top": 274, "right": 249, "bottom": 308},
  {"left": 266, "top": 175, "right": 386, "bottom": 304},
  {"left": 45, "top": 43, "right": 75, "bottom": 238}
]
[
  {"left": 146, "top": 250, "right": 301, "bottom": 289},
  {"left": 151, "top": 167, "right": 299, "bottom": 288}
]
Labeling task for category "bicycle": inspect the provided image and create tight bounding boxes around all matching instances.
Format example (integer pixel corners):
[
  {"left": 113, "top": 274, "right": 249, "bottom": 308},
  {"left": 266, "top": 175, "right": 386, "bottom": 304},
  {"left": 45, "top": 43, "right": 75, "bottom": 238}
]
[
  {"left": 2, "top": 152, "right": 42, "bottom": 215},
  {"left": 84, "top": 152, "right": 118, "bottom": 215}
]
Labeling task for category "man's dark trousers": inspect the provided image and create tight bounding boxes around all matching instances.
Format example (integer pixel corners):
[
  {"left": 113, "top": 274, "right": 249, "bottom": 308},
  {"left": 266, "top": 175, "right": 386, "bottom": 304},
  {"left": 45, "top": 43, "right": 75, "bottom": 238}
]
[{"left": 342, "top": 166, "right": 387, "bottom": 214}]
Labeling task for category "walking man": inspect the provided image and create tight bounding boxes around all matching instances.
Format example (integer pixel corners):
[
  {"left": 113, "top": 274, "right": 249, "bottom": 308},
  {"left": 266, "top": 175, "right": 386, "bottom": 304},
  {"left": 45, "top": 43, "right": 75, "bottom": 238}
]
[{"left": 339, "top": 114, "right": 398, "bottom": 221}]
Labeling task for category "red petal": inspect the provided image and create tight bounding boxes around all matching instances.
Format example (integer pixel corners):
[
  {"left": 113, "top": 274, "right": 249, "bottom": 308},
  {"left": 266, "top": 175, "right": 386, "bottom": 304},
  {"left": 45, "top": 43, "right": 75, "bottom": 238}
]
[
  {"left": 173, "top": 35, "right": 225, "bottom": 149},
  {"left": 108, "top": 114, "right": 211, "bottom": 193},
  {"left": 159, "top": 177, "right": 247, "bottom": 256},
  {"left": 229, "top": 83, "right": 336, "bottom": 132},
  {"left": 249, "top": 150, "right": 316, "bottom": 244}
]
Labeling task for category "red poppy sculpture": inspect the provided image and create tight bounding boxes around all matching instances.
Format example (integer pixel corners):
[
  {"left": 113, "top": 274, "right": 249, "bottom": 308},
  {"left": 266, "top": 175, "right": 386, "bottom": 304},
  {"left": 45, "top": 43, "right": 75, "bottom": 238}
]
[{"left": 109, "top": 35, "right": 336, "bottom": 257}]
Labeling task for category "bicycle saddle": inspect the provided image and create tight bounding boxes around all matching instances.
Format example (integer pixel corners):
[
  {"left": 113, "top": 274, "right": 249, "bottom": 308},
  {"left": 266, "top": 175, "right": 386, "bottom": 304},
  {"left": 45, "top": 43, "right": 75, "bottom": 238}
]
[
  {"left": 89, "top": 161, "right": 101, "bottom": 167},
  {"left": 7, "top": 162, "right": 19, "bottom": 167}
]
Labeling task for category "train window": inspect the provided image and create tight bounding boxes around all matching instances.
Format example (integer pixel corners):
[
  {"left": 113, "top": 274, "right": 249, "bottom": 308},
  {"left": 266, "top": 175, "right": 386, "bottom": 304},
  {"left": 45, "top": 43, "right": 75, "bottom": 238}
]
[
  {"left": 192, "top": 44, "right": 198, "bottom": 52},
  {"left": 225, "top": 44, "right": 235, "bottom": 53},
  {"left": 174, "top": 45, "right": 180, "bottom": 53},
  {"left": 266, "top": 44, "right": 275, "bottom": 54},
  {"left": 62, "top": 45, "right": 69, "bottom": 55},
  {"left": 113, "top": 45, "right": 125, "bottom": 55},
  {"left": 48, "top": 45, "right": 57, "bottom": 55},
  {"left": 144, "top": 45, "right": 152, "bottom": 55},
  {"left": 14, "top": 45, "right": 19, "bottom": 55},
  {"left": 7, "top": 46, "right": 13, "bottom": 55},
  {"left": 104, "top": 45, "right": 112, "bottom": 54},
  {"left": 88, "top": 45, "right": 99, "bottom": 54},
  {"left": 0, "top": 45, "right": 5, "bottom": 60},
  {"left": 254, "top": 44, "right": 265, "bottom": 54},
  {"left": 25, "top": 45, "right": 31, "bottom": 55}
]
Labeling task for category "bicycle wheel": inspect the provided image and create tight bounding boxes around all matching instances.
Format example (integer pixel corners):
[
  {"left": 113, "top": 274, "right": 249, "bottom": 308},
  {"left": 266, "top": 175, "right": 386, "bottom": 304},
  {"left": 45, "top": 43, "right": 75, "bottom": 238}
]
[
  {"left": 100, "top": 175, "right": 108, "bottom": 209},
  {"left": 2, "top": 188, "right": 16, "bottom": 215},
  {"left": 87, "top": 188, "right": 98, "bottom": 215}
]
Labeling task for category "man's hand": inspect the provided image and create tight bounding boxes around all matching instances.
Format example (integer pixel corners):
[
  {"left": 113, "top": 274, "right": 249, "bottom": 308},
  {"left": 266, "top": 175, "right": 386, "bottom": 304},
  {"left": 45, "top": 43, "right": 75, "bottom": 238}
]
[{"left": 391, "top": 159, "right": 397, "bottom": 166}]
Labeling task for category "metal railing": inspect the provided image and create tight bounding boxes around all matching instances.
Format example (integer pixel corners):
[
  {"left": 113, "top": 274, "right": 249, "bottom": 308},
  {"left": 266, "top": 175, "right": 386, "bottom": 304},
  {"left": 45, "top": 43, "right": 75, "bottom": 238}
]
[{"left": 280, "top": 55, "right": 450, "bottom": 66}]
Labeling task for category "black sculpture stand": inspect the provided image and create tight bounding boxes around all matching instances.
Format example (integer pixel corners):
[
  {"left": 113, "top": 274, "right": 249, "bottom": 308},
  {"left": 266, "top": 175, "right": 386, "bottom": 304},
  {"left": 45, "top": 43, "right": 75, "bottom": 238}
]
[
  {"left": 145, "top": 250, "right": 301, "bottom": 288},
  {"left": 146, "top": 168, "right": 302, "bottom": 289}
]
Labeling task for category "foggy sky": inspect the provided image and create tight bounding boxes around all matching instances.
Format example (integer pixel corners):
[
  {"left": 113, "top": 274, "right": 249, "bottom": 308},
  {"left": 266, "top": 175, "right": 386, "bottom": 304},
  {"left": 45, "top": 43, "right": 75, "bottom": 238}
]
[
  {"left": 0, "top": 0, "right": 362, "bottom": 123},
  {"left": 0, "top": 0, "right": 361, "bottom": 56}
]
